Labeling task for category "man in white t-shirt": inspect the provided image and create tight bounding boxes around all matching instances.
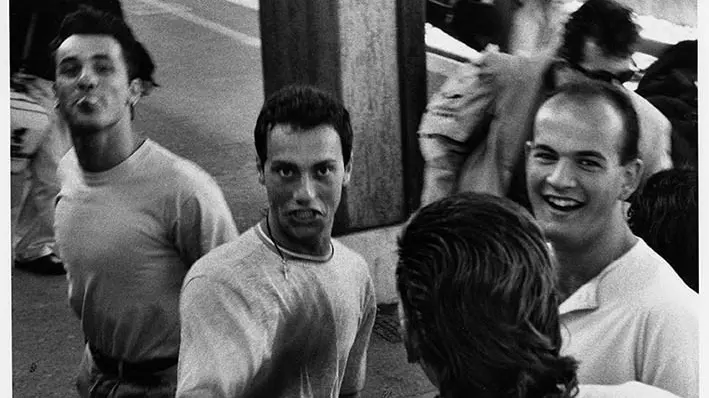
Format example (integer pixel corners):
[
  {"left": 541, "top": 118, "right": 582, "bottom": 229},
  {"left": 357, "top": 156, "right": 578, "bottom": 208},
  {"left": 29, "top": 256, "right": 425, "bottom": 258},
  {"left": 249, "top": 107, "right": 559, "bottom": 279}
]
[
  {"left": 51, "top": 8, "right": 239, "bottom": 397},
  {"left": 525, "top": 79, "right": 698, "bottom": 397},
  {"left": 178, "top": 85, "right": 376, "bottom": 398}
]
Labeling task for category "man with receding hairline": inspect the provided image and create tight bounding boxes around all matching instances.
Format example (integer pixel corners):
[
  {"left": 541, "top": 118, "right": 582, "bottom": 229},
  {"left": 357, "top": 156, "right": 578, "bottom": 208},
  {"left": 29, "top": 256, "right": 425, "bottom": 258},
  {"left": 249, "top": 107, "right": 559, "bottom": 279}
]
[{"left": 525, "top": 80, "right": 697, "bottom": 398}]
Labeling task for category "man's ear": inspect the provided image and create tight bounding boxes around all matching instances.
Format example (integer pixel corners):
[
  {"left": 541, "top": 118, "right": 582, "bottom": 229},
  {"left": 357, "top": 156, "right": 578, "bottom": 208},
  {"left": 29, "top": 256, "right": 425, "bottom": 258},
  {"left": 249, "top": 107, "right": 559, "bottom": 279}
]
[
  {"left": 619, "top": 158, "right": 643, "bottom": 201},
  {"left": 343, "top": 157, "right": 353, "bottom": 187},
  {"left": 129, "top": 78, "right": 143, "bottom": 106},
  {"left": 524, "top": 141, "right": 533, "bottom": 160},
  {"left": 256, "top": 156, "right": 265, "bottom": 186}
]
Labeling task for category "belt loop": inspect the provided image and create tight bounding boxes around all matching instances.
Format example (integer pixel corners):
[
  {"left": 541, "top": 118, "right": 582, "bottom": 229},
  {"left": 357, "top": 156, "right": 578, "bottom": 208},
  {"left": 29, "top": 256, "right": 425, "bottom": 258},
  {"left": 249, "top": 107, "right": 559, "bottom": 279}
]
[{"left": 117, "top": 360, "right": 124, "bottom": 379}]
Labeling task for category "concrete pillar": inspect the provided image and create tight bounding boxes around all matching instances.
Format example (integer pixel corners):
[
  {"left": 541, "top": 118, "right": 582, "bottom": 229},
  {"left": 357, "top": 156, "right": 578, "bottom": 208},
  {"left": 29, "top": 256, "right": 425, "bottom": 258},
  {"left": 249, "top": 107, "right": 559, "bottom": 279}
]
[{"left": 258, "top": 0, "right": 426, "bottom": 234}]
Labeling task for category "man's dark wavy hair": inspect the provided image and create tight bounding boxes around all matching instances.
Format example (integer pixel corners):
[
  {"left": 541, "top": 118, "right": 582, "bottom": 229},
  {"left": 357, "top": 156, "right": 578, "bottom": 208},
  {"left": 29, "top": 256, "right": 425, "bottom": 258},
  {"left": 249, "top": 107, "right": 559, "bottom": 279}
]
[
  {"left": 397, "top": 192, "right": 579, "bottom": 398},
  {"left": 629, "top": 168, "right": 698, "bottom": 292},
  {"left": 254, "top": 84, "right": 353, "bottom": 167},
  {"left": 557, "top": 0, "right": 640, "bottom": 65},
  {"left": 50, "top": 6, "right": 143, "bottom": 82}
]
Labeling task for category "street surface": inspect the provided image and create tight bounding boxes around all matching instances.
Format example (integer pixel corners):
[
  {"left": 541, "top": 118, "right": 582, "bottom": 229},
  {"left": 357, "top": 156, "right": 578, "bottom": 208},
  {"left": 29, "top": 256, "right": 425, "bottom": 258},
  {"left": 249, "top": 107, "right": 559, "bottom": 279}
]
[{"left": 10, "top": 0, "right": 436, "bottom": 396}]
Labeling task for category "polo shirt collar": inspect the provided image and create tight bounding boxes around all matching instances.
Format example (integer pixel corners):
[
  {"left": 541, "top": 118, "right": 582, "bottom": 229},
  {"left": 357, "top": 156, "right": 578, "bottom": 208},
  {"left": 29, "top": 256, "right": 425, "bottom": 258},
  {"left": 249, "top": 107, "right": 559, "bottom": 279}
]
[{"left": 558, "top": 238, "right": 645, "bottom": 315}]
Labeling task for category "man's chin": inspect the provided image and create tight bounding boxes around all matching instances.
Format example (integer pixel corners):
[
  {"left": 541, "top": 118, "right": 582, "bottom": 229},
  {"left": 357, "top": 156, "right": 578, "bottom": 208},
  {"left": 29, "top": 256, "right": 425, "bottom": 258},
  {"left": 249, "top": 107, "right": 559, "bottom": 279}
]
[{"left": 68, "top": 118, "right": 105, "bottom": 135}]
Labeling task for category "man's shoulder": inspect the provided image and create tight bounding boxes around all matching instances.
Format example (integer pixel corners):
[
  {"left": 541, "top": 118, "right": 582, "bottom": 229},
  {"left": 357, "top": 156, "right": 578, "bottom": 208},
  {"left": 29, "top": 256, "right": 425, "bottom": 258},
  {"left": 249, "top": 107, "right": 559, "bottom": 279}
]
[
  {"left": 475, "top": 51, "right": 553, "bottom": 81},
  {"left": 610, "top": 240, "right": 697, "bottom": 316},
  {"left": 331, "top": 240, "right": 370, "bottom": 270},
  {"left": 185, "top": 227, "right": 262, "bottom": 283},
  {"left": 625, "top": 88, "right": 671, "bottom": 128},
  {"left": 144, "top": 141, "right": 222, "bottom": 193}
]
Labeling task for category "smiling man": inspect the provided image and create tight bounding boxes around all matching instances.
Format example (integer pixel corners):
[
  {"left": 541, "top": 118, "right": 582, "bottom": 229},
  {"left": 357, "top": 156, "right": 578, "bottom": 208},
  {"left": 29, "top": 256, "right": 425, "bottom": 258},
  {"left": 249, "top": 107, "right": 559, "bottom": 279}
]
[
  {"left": 526, "top": 80, "right": 698, "bottom": 398},
  {"left": 177, "top": 85, "right": 376, "bottom": 398},
  {"left": 418, "top": 0, "right": 671, "bottom": 209},
  {"left": 51, "top": 8, "right": 239, "bottom": 397}
]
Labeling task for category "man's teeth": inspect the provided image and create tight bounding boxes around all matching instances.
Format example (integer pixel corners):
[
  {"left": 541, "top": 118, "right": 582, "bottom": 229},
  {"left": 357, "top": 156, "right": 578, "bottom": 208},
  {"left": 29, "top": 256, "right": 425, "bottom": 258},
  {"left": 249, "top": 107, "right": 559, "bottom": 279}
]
[
  {"left": 293, "top": 210, "right": 316, "bottom": 219},
  {"left": 547, "top": 197, "right": 579, "bottom": 208}
]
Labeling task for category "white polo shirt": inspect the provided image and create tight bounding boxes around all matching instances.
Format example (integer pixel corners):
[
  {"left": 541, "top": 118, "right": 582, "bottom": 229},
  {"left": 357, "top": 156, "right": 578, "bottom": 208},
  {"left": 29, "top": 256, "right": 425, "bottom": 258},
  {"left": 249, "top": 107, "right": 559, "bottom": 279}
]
[{"left": 559, "top": 238, "right": 698, "bottom": 398}]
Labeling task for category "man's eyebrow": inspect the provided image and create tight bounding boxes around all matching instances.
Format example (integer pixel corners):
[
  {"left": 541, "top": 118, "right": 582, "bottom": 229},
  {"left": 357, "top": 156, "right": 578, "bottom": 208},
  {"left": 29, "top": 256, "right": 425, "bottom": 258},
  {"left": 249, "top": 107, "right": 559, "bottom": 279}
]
[
  {"left": 58, "top": 54, "right": 112, "bottom": 64},
  {"left": 313, "top": 159, "right": 338, "bottom": 167},
  {"left": 575, "top": 150, "right": 606, "bottom": 160},
  {"left": 529, "top": 143, "right": 556, "bottom": 152},
  {"left": 269, "top": 160, "right": 295, "bottom": 167}
]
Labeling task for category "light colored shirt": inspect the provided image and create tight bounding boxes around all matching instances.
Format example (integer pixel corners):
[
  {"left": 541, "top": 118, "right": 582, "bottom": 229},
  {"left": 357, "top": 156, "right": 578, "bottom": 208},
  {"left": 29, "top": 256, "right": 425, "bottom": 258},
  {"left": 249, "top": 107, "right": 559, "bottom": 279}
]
[
  {"left": 55, "top": 139, "right": 238, "bottom": 362},
  {"left": 560, "top": 239, "right": 698, "bottom": 398},
  {"left": 578, "top": 381, "right": 682, "bottom": 398},
  {"left": 178, "top": 224, "right": 376, "bottom": 397}
]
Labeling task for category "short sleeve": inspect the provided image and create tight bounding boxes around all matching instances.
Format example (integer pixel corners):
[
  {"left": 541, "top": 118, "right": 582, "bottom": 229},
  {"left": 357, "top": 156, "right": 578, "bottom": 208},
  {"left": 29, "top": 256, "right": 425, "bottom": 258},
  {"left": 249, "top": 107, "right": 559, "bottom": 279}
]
[{"left": 177, "top": 276, "right": 267, "bottom": 397}]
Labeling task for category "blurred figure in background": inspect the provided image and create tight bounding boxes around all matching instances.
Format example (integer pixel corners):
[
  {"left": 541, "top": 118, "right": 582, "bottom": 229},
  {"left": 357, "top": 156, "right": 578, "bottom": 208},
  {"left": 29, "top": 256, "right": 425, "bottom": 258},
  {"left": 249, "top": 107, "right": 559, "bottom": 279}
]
[
  {"left": 628, "top": 167, "right": 698, "bottom": 292},
  {"left": 10, "top": 0, "right": 71, "bottom": 274},
  {"left": 418, "top": 0, "right": 671, "bottom": 209},
  {"left": 396, "top": 192, "right": 680, "bottom": 398},
  {"left": 10, "top": 0, "right": 158, "bottom": 274}
]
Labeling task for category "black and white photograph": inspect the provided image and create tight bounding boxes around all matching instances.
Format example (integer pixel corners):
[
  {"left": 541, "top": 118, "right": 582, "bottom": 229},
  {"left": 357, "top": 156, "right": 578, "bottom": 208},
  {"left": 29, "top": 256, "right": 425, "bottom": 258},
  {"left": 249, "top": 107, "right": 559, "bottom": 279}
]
[{"left": 6, "top": 0, "right": 700, "bottom": 396}]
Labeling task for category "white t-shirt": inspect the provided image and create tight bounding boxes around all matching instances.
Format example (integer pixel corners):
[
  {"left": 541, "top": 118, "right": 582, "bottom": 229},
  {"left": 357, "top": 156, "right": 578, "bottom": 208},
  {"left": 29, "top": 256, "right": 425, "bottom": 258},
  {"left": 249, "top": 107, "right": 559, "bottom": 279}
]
[
  {"left": 578, "top": 382, "right": 681, "bottom": 398},
  {"left": 560, "top": 238, "right": 698, "bottom": 398},
  {"left": 177, "top": 224, "right": 377, "bottom": 397},
  {"left": 55, "top": 139, "right": 239, "bottom": 362}
]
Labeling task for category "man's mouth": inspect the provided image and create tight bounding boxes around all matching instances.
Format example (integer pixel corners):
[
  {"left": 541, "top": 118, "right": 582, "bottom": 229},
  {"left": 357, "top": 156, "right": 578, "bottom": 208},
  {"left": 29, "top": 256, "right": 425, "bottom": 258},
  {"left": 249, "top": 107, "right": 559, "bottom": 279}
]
[
  {"left": 543, "top": 195, "right": 583, "bottom": 211},
  {"left": 288, "top": 209, "right": 321, "bottom": 222},
  {"left": 76, "top": 96, "right": 99, "bottom": 112}
]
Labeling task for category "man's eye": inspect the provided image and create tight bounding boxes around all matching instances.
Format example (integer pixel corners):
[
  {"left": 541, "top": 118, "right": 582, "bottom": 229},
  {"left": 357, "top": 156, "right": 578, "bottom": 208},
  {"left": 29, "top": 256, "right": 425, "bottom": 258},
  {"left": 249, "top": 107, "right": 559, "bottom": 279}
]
[
  {"left": 578, "top": 159, "right": 601, "bottom": 169},
  {"left": 532, "top": 151, "right": 556, "bottom": 163},
  {"left": 277, "top": 168, "right": 294, "bottom": 178},
  {"left": 95, "top": 63, "right": 114, "bottom": 74},
  {"left": 58, "top": 65, "right": 80, "bottom": 77},
  {"left": 316, "top": 165, "right": 333, "bottom": 177}
]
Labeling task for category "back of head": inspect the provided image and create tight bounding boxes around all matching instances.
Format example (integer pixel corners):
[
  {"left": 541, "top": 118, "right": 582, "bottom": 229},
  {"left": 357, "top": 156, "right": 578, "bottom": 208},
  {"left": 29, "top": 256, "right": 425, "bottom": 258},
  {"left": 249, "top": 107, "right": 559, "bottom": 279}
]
[
  {"left": 541, "top": 79, "right": 639, "bottom": 165},
  {"left": 254, "top": 85, "right": 353, "bottom": 166},
  {"left": 557, "top": 0, "right": 639, "bottom": 65},
  {"left": 629, "top": 168, "right": 698, "bottom": 292},
  {"left": 50, "top": 6, "right": 142, "bottom": 82},
  {"left": 397, "top": 192, "right": 578, "bottom": 398}
]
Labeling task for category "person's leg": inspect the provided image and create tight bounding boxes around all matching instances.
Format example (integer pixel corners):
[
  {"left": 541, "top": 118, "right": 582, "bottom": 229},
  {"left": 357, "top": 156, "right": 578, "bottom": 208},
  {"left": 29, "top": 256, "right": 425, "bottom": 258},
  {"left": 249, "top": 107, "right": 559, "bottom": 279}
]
[{"left": 14, "top": 103, "right": 71, "bottom": 274}]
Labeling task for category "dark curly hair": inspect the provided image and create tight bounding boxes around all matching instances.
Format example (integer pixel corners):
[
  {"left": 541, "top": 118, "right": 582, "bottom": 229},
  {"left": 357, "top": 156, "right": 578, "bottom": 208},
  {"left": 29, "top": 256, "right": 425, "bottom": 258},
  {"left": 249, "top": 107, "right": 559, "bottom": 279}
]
[
  {"left": 254, "top": 84, "right": 353, "bottom": 167},
  {"left": 628, "top": 168, "right": 698, "bottom": 292},
  {"left": 557, "top": 0, "right": 640, "bottom": 65},
  {"left": 397, "top": 192, "right": 579, "bottom": 398}
]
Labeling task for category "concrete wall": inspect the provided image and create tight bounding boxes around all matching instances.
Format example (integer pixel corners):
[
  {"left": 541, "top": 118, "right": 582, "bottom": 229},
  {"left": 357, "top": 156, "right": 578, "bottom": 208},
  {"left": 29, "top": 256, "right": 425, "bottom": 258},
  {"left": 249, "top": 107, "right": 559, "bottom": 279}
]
[
  {"left": 339, "top": 224, "right": 404, "bottom": 304},
  {"left": 337, "top": 52, "right": 464, "bottom": 305}
]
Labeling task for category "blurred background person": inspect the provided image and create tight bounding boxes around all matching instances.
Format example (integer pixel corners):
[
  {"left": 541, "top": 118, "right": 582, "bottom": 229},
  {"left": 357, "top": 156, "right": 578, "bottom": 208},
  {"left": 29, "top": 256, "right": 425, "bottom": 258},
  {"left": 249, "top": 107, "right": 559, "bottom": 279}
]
[
  {"left": 51, "top": 8, "right": 238, "bottom": 396},
  {"left": 10, "top": 0, "right": 158, "bottom": 274},
  {"left": 628, "top": 167, "right": 698, "bottom": 292}
]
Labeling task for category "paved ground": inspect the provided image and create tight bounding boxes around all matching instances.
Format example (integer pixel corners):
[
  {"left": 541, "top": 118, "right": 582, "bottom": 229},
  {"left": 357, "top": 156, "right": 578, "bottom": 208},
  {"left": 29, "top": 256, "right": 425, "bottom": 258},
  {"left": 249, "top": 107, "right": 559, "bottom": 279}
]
[{"left": 10, "top": 0, "right": 436, "bottom": 396}]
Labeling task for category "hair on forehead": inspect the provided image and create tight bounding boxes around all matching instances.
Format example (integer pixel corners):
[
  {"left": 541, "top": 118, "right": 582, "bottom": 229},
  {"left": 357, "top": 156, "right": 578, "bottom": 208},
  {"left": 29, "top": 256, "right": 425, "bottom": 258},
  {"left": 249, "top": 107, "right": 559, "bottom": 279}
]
[
  {"left": 50, "top": 6, "right": 141, "bottom": 81},
  {"left": 254, "top": 85, "right": 353, "bottom": 167},
  {"left": 539, "top": 80, "right": 639, "bottom": 164},
  {"left": 557, "top": 0, "right": 639, "bottom": 65}
]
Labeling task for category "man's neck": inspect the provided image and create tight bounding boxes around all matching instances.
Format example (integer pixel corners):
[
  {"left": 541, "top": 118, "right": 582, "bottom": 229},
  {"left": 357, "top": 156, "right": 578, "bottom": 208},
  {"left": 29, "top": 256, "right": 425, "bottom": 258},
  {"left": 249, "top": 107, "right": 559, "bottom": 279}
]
[
  {"left": 71, "top": 122, "right": 144, "bottom": 173},
  {"left": 262, "top": 217, "right": 333, "bottom": 258},
  {"left": 553, "top": 218, "right": 638, "bottom": 301}
]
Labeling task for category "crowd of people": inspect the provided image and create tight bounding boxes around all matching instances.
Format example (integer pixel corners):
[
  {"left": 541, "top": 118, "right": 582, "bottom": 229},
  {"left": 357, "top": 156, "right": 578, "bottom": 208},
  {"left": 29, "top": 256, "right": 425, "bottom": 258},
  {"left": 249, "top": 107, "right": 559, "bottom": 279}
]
[{"left": 9, "top": 0, "right": 698, "bottom": 397}]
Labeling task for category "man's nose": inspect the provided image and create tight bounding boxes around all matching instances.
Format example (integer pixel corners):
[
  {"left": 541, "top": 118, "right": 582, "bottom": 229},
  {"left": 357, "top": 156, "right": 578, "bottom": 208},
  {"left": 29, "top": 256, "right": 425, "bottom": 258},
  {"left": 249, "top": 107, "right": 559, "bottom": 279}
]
[
  {"left": 77, "top": 67, "right": 98, "bottom": 90},
  {"left": 546, "top": 158, "right": 577, "bottom": 188},
  {"left": 294, "top": 175, "right": 316, "bottom": 203}
]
